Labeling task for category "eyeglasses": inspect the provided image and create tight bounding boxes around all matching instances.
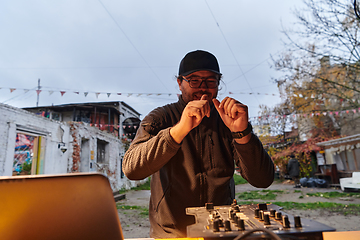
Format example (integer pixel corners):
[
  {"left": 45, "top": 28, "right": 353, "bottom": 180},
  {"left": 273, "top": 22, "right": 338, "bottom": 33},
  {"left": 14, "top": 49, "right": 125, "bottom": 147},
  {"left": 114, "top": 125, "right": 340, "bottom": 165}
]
[{"left": 182, "top": 75, "right": 219, "bottom": 89}]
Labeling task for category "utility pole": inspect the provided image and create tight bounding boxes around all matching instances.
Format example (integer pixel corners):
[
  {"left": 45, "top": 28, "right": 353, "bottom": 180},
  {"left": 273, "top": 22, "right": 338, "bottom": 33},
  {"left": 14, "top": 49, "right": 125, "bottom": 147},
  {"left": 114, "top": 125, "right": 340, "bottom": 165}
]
[{"left": 36, "top": 79, "right": 41, "bottom": 107}]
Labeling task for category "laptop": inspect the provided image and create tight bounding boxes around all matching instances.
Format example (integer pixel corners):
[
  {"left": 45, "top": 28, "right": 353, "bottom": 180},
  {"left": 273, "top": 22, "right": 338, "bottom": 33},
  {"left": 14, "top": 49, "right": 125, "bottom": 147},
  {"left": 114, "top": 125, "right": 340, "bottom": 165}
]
[{"left": 0, "top": 173, "right": 124, "bottom": 240}]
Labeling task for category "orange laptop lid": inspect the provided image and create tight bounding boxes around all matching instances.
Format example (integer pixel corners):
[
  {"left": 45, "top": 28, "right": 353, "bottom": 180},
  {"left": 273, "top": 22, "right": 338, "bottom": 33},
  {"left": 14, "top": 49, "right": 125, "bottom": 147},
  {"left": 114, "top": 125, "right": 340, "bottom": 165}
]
[{"left": 0, "top": 173, "right": 124, "bottom": 240}]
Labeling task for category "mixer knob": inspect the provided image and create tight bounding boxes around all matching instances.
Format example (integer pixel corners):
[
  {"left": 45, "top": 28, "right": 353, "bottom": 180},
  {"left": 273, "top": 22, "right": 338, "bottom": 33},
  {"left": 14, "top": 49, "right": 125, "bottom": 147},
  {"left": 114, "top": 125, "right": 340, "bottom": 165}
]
[
  {"left": 233, "top": 215, "right": 238, "bottom": 223},
  {"left": 232, "top": 211, "right": 237, "bottom": 220},
  {"left": 234, "top": 205, "right": 240, "bottom": 212},
  {"left": 264, "top": 214, "right": 271, "bottom": 225},
  {"left": 237, "top": 219, "right": 245, "bottom": 231},
  {"left": 257, "top": 203, "right": 267, "bottom": 210},
  {"left": 218, "top": 218, "right": 224, "bottom": 227},
  {"left": 270, "top": 209, "right": 276, "bottom": 218},
  {"left": 294, "top": 216, "right": 302, "bottom": 228},
  {"left": 275, "top": 211, "right": 282, "bottom": 220},
  {"left": 228, "top": 209, "right": 233, "bottom": 219},
  {"left": 282, "top": 215, "right": 290, "bottom": 228},
  {"left": 213, "top": 219, "right": 220, "bottom": 232},
  {"left": 254, "top": 209, "right": 260, "bottom": 218},
  {"left": 259, "top": 210, "right": 264, "bottom": 221},
  {"left": 224, "top": 220, "right": 231, "bottom": 231}
]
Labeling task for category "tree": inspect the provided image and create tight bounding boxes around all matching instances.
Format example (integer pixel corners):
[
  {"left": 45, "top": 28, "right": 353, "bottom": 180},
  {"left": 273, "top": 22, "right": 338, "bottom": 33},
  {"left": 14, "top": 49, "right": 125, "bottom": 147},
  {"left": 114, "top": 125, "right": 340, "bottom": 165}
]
[
  {"left": 257, "top": 100, "right": 295, "bottom": 137},
  {"left": 273, "top": 0, "right": 360, "bottom": 134}
]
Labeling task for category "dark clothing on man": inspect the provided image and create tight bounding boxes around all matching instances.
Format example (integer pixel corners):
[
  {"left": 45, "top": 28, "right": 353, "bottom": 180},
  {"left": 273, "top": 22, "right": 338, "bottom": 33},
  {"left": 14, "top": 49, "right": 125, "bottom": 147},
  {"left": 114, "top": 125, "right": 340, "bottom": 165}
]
[
  {"left": 123, "top": 96, "right": 274, "bottom": 238},
  {"left": 287, "top": 157, "right": 300, "bottom": 177},
  {"left": 287, "top": 157, "right": 300, "bottom": 187}
]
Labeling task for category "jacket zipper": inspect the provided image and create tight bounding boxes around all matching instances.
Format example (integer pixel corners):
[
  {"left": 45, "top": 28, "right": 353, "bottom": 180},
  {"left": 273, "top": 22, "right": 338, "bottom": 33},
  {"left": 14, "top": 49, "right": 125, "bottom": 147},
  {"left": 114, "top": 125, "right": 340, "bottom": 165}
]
[
  {"left": 209, "top": 134, "right": 214, "bottom": 169},
  {"left": 197, "top": 127, "right": 205, "bottom": 205}
]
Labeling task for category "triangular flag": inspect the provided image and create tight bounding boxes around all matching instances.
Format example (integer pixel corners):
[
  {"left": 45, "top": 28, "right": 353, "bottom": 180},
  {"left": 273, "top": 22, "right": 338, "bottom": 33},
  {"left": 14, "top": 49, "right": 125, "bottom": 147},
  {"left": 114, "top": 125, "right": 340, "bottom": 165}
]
[
  {"left": 117, "top": 93, "right": 122, "bottom": 95},
  {"left": 74, "top": 91, "right": 79, "bottom": 94},
  {"left": 84, "top": 92, "right": 88, "bottom": 97},
  {"left": 95, "top": 93, "right": 100, "bottom": 98},
  {"left": 49, "top": 91, "right": 54, "bottom": 95},
  {"left": 60, "top": 91, "right": 66, "bottom": 96},
  {"left": 107, "top": 93, "right": 111, "bottom": 97},
  {"left": 10, "top": 88, "right": 16, "bottom": 93},
  {"left": 36, "top": 90, "right": 42, "bottom": 95}
]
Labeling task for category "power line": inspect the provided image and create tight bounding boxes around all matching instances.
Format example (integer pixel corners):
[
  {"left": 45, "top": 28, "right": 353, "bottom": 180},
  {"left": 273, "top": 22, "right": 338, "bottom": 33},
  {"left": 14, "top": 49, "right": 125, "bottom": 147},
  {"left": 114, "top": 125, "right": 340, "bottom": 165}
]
[
  {"left": 2, "top": 87, "right": 36, "bottom": 104},
  {"left": 204, "top": 0, "right": 260, "bottom": 105},
  {"left": 97, "top": 0, "right": 169, "bottom": 92}
]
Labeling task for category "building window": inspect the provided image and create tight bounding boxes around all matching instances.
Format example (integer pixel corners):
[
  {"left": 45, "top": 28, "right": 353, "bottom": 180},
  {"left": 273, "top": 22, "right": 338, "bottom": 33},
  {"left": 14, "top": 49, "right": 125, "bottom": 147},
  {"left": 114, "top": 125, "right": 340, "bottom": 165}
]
[
  {"left": 75, "top": 110, "right": 91, "bottom": 123},
  {"left": 51, "top": 112, "right": 61, "bottom": 121},
  {"left": 97, "top": 139, "right": 108, "bottom": 164}
]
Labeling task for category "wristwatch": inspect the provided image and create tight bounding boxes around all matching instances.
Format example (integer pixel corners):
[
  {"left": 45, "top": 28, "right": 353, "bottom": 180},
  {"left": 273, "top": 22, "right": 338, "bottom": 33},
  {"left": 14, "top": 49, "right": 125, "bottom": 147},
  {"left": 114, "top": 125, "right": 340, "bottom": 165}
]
[{"left": 231, "top": 122, "right": 252, "bottom": 139}]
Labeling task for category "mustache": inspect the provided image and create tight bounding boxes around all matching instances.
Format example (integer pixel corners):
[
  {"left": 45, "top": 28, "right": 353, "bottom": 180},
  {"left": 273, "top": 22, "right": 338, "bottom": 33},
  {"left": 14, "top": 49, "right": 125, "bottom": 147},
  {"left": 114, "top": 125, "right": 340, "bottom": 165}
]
[{"left": 193, "top": 91, "right": 211, "bottom": 96}]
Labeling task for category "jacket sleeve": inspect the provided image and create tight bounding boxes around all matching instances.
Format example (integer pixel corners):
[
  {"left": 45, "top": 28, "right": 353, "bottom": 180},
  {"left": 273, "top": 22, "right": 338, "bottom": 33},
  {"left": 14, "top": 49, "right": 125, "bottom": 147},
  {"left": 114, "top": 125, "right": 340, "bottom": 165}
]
[
  {"left": 122, "top": 112, "right": 181, "bottom": 180},
  {"left": 233, "top": 133, "right": 274, "bottom": 188}
]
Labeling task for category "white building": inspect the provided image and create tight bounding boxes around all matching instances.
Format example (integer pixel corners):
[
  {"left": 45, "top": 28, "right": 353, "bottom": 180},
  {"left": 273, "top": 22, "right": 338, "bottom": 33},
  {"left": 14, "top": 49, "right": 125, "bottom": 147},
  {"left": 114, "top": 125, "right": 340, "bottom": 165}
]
[{"left": 0, "top": 102, "right": 145, "bottom": 191}]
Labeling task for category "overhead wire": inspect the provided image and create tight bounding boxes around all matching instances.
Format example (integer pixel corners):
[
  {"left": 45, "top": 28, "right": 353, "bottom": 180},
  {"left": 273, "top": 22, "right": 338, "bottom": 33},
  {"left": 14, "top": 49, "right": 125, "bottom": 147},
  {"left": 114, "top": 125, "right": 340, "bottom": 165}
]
[
  {"left": 204, "top": 0, "right": 260, "bottom": 105},
  {"left": 97, "top": 0, "right": 169, "bottom": 92},
  {"left": 2, "top": 87, "right": 37, "bottom": 104}
]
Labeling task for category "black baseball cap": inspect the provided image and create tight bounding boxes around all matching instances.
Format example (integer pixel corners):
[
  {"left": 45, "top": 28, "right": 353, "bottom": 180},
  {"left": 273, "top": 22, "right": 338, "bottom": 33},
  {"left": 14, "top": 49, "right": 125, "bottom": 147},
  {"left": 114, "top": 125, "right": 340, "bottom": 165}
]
[{"left": 178, "top": 50, "right": 222, "bottom": 76}]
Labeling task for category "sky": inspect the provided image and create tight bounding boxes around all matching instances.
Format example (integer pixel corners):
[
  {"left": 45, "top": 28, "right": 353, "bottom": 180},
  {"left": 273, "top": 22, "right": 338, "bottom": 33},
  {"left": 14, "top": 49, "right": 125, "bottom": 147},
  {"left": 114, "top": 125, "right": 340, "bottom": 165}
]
[{"left": 0, "top": 0, "right": 306, "bottom": 120}]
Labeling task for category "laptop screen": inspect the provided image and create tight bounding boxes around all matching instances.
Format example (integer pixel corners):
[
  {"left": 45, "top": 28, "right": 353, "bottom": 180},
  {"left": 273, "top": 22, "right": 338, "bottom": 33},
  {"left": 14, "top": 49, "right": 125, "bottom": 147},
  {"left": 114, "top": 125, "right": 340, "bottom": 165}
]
[{"left": 0, "top": 173, "right": 124, "bottom": 240}]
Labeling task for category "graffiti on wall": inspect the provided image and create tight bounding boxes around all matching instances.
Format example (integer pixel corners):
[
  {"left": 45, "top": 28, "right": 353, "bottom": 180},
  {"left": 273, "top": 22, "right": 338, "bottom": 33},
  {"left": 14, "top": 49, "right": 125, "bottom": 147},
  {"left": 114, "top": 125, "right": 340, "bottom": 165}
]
[{"left": 13, "top": 133, "right": 35, "bottom": 175}]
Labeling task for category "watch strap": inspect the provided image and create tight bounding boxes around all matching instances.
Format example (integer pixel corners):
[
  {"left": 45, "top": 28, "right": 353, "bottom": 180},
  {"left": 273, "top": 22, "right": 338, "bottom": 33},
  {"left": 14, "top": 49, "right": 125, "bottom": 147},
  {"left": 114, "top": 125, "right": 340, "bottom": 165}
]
[{"left": 231, "top": 122, "right": 252, "bottom": 139}]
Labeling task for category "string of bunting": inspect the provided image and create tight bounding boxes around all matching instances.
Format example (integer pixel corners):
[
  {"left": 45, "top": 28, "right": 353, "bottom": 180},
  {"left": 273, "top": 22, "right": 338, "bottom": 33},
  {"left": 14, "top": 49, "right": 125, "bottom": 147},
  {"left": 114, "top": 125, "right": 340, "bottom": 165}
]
[
  {"left": 250, "top": 107, "right": 360, "bottom": 122},
  {"left": 88, "top": 124, "right": 139, "bottom": 129},
  {"left": 0, "top": 87, "right": 277, "bottom": 97}
]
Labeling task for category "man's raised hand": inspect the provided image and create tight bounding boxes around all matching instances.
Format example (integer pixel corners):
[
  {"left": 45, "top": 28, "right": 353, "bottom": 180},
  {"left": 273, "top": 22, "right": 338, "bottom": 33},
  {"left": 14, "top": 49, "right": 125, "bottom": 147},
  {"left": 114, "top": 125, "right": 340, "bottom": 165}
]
[
  {"left": 170, "top": 94, "right": 210, "bottom": 143},
  {"left": 213, "top": 97, "right": 249, "bottom": 133}
]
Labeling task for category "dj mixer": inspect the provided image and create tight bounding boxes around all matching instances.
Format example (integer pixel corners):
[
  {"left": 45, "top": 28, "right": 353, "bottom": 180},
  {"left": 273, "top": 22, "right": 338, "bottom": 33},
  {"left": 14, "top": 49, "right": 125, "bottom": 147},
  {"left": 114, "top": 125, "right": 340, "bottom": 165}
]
[{"left": 186, "top": 201, "right": 336, "bottom": 240}]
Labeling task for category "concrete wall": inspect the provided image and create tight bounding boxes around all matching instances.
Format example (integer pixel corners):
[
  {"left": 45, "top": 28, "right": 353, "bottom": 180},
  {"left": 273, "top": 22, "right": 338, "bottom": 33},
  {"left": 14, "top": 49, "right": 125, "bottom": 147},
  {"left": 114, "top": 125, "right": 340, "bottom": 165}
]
[
  {"left": 0, "top": 103, "right": 70, "bottom": 176},
  {"left": 67, "top": 122, "right": 144, "bottom": 190},
  {"left": 0, "top": 103, "right": 146, "bottom": 191}
]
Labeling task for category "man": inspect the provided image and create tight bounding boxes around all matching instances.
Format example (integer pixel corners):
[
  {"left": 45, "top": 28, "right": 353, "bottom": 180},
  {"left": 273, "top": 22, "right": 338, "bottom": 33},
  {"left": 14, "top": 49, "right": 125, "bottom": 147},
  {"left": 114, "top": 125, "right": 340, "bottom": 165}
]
[
  {"left": 287, "top": 154, "right": 300, "bottom": 188},
  {"left": 122, "top": 50, "right": 274, "bottom": 238}
]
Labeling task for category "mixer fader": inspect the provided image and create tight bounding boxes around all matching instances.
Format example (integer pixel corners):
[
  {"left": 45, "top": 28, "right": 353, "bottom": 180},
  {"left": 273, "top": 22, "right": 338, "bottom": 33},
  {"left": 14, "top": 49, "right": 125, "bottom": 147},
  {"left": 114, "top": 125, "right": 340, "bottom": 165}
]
[{"left": 186, "top": 200, "right": 335, "bottom": 240}]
